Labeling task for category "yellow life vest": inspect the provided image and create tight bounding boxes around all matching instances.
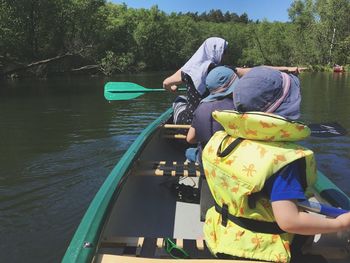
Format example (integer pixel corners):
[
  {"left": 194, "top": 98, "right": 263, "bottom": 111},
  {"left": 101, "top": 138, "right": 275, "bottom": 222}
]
[{"left": 202, "top": 110, "right": 317, "bottom": 263}]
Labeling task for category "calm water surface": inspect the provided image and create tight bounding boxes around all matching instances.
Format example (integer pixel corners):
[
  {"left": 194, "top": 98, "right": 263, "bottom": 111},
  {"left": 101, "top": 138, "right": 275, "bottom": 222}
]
[{"left": 0, "top": 72, "right": 349, "bottom": 262}]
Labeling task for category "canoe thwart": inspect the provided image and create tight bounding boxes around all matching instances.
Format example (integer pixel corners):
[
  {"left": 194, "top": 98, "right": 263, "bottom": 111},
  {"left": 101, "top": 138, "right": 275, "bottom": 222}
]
[
  {"left": 161, "top": 125, "right": 188, "bottom": 139},
  {"left": 163, "top": 134, "right": 187, "bottom": 140},
  {"left": 163, "top": 124, "right": 191, "bottom": 129},
  {"left": 134, "top": 161, "right": 202, "bottom": 177}
]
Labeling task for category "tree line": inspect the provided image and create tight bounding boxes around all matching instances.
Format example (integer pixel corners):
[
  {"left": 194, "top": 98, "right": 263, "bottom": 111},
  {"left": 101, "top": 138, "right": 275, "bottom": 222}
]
[{"left": 0, "top": 0, "right": 349, "bottom": 78}]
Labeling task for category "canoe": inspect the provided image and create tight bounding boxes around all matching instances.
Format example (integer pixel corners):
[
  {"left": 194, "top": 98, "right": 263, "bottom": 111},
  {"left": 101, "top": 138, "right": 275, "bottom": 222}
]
[
  {"left": 62, "top": 108, "right": 350, "bottom": 263},
  {"left": 333, "top": 65, "right": 345, "bottom": 72}
]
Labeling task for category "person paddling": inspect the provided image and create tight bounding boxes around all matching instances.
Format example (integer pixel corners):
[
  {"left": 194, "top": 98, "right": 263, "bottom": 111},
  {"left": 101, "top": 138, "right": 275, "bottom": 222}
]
[{"left": 163, "top": 37, "right": 228, "bottom": 125}]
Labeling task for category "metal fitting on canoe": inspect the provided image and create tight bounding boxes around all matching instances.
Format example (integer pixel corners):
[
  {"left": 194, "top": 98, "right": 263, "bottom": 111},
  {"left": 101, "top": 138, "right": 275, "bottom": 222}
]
[{"left": 83, "top": 241, "right": 93, "bottom": 248}]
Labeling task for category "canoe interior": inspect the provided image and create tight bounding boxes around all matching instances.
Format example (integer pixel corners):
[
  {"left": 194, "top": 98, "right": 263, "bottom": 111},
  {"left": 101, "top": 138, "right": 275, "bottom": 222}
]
[
  {"left": 97, "top": 123, "right": 215, "bottom": 259},
  {"left": 62, "top": 110, "right": 349, "bottom": 263},
  {"left": 92, "top": 117, "right": 350, "bottom": 262}
]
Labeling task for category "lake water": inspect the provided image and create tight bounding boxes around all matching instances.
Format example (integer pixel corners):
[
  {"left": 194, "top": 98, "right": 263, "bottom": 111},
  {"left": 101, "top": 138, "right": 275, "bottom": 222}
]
[{"left": 0, "top": 72, "right": 349, "bottom": 262}]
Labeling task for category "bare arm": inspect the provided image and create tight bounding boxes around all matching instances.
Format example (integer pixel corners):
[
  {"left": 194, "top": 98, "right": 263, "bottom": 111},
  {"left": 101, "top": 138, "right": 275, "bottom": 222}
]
[
  {"left": 262, "top": 65, "right": 308, "bottom": 74},
  {"left": 163, "top": 69, "right": 182, "bottom": 92},
  {"left": 186, "top": 127, "right": 197, "bottom": 144},
  {"left": 235, "top": 66, "right": 307, "bottom": 78},
  {"left": 272, "top": 200, "right": 350, "bottom": 235},
  {"left": 235, "top": 67, "right": 252, "bottom": 78}
]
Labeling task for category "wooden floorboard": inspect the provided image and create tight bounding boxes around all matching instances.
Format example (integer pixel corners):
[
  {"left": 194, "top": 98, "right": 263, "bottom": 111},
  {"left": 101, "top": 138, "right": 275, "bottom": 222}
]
[
  {"left": 99, "top": 237, "right": 216, "bottom": 259},
  {"left": 95, "top": 254, "right": 265, "bottom": 263}
]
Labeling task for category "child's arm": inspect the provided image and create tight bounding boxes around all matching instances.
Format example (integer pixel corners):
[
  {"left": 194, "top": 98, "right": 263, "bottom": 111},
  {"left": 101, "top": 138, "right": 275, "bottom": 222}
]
[
  {"left": 186, "top": 127, "right": 197, "bottom": 144},
  {"left": 272, "top": 200, "right": 350, "bottom": 235}
]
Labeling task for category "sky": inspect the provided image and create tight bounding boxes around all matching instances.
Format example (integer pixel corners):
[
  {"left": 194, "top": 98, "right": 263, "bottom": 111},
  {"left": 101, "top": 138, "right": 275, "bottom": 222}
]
[{"left": 110, "top": 0, "right": 295, "bottom": 22}]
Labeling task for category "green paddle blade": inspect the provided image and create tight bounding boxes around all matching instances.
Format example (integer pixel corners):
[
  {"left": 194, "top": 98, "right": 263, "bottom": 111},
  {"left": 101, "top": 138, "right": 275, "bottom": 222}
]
[
  {"left": 104, "top": 82, "right": 186, "bottom": 101},
  {"left": 104, "top": 82, "right": 164, "bottom": 101}
]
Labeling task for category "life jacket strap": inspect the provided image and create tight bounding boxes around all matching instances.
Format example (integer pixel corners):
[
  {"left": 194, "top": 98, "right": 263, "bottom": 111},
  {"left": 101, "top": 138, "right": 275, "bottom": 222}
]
[
  {"left": 215, "top": 203, "right": 286, "bottom": 234},
  {"left": 221, "top": 204, "right": 229, "bottom": 227},
  {"left": 217, "top": 136, "right": 244, "bottom": 158}
]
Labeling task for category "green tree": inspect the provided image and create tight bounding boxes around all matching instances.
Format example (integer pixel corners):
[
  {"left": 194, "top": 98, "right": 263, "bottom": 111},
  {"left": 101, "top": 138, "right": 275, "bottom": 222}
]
[
  {"left": 132, "top": 6, "right": 171, "bottom": 69},
  {"left": 1, "top": 0, "right": 349, "bottom": 77},
  {"left": 314, "top": 0, "right": 350, "bottom": 64},
  {"left": 240, "top": 21, "right": 293, "bottom": 66}
]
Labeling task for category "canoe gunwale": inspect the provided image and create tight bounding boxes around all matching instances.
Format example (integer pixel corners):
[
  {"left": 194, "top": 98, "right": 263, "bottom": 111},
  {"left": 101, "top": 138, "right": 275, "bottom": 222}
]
[{"left": 62, "top": 108, "right": 173, "bottom": 263}]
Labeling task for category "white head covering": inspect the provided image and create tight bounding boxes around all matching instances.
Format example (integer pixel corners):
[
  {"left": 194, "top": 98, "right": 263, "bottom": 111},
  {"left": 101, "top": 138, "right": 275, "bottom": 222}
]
[{"left": 181, "top": 37, "right": 228, "bottom": 95}]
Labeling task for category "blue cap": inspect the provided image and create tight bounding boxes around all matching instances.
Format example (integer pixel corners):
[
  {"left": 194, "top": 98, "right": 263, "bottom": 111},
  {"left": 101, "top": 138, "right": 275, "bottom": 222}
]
[
  {"left": 201, "top": 66, "right": 238, "bottom": 103},
  {"left": 233, "top": 66, "right": 301, "bottom": 120}
]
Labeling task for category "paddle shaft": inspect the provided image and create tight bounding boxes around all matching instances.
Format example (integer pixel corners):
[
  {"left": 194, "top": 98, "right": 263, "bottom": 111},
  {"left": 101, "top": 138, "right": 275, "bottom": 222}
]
[
  {"left": 162, "top": 123, "right": 346, "bottom": 138},
  {"left": 298, "top": 200, "right": 349, "bottom": 218}
]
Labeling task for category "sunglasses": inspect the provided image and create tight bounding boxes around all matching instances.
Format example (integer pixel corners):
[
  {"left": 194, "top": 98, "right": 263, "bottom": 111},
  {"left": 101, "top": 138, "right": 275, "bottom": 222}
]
[{"left": 163, "top": 238, "right": 190, "bottom": 259}]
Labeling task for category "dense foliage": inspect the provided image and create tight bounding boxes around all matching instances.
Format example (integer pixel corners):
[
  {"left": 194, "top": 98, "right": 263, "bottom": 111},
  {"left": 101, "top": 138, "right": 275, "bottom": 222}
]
[{"left": 0, "top": 0, "right": 349, "bottom": 78}]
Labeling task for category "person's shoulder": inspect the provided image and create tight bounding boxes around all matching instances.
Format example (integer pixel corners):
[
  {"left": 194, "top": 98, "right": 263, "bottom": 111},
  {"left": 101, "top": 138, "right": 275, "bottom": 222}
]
[
  {"left": 196, "top": 98, "right": 233, "bottom": 111},
  {"left": 214, "top": 97, "right": 235, "bottom": 109},
  {"left": 194, "top": 102, "right": 213, "bottom": 115},
  {"left": 192, "top": 101, "right": 216, "bottom": 121}
]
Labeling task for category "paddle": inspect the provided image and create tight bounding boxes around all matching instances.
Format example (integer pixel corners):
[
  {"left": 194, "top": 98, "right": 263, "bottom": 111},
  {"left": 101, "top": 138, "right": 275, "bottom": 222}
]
[
  {"left": 308, "top": 122, "right": 347, "bottom": 137},
  {"left": 298, "top": 200, "right": 349, "bottom": 218},
  {"left": 162, "top": 123, "right": 347, "bottom": 138},
  {"left": 104, "top": 82, "right": 186, "bottom": 101}
]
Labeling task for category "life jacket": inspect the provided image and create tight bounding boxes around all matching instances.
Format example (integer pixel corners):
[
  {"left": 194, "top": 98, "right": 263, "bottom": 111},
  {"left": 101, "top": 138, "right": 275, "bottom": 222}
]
[{"left": 202, "top": 110, "right": 317, "bottom": 263}]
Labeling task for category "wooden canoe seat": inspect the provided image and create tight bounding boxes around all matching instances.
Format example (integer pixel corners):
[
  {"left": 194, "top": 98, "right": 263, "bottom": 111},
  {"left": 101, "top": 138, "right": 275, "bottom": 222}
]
[
  {"left": 163, "top": 134, "right": 187, "bottom": 139},
  {"left": 98, "top": 236, "right": 214, "bottom": 260},
  {"left": 163, "top": 124, "right": 191, "bottom": 129},
  {"left": 155, "top": 161, "right": 202, "bottom": 177},
  {"left": 135, "top": 161, "right": 203, "bottom": 177},
  {"left": 162, "top": 124, "right": 190, "bottom": 140}
]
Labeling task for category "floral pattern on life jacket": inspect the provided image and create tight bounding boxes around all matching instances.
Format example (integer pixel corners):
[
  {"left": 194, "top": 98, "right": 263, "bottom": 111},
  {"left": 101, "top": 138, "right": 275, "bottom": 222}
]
[
  {"left": 202, "top": 111, "right": 317, "bottom": 263},
  {"left": 213, "top": 110, "right": 310, "bottom": 142}
]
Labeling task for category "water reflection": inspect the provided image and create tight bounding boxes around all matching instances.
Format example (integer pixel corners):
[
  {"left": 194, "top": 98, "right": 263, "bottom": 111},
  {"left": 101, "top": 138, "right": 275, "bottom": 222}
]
[
  {"left": 300, "top": 72, "right": 350, "bottom": 196},
  {"left": 0, "top": 74, "right": 177, "bottom": 263}
]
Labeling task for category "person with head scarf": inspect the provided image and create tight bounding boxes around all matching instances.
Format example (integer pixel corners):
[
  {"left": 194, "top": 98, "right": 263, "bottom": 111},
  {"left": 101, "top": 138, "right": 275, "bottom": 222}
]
[
  {"left": 185, "top": 66, "right": 238, "bottom": 163},
  {"left": 201, "top": 67, "right": 350, "bottom": 263},
  {"left": 163, "top": 37, "right": 228, "bottom": 125}
]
